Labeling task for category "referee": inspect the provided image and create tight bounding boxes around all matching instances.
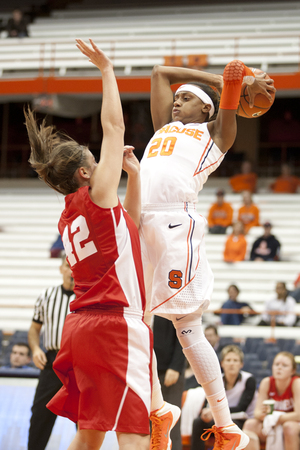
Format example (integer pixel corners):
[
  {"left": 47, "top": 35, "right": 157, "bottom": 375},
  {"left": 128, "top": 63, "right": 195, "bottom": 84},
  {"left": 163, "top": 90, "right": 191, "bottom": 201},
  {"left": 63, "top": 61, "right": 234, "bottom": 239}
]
[{"left": 27, "top": 253, "right": 75, "bottom": 450}]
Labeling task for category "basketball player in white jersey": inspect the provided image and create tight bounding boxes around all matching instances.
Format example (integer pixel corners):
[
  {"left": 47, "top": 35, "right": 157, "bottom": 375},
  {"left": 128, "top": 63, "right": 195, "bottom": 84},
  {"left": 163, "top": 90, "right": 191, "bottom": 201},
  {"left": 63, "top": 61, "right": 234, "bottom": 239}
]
[{"left": 140, "top": 62, "right": 275, "bottom": 450}]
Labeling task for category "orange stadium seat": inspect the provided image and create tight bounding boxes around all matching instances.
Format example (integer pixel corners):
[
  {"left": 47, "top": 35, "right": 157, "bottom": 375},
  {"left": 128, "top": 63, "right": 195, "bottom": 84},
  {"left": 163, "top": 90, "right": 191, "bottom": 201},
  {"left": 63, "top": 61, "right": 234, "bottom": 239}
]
[
  {"left": 188, "top": 54, "right": 208, "bottom": 68},
  {"left": 164, "top": 55, "right": 184, "bottom": 67}
]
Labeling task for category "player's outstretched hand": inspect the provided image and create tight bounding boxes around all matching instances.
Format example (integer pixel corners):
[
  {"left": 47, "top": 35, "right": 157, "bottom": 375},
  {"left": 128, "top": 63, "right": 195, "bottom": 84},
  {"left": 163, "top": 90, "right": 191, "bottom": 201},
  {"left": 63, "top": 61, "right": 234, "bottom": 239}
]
[
  {"left": 247, "top": 72, "right": 276, "bottom": 108},
  {"left": 122, "top": 145, "right": 140, "bottom": 176},
  {"left": 75, "top": 38, "right": 113, "bottom": 72}
]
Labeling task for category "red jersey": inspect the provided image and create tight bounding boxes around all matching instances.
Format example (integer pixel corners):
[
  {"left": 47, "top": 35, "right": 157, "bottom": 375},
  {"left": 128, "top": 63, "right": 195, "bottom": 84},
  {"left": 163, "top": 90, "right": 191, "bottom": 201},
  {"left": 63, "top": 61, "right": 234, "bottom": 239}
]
[
  {"left": 59, "top": 186, "right": 146, "bottom": 312},
  {"left": 268, "top": 375, "right": 298, "bottom": 412}
]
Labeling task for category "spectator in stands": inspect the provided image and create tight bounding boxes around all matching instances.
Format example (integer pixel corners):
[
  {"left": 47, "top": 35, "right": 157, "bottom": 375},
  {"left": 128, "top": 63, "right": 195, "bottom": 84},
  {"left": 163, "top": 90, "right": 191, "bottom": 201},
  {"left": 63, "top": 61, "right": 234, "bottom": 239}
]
[
  {"left": 243, "top": 351, "right": 300, "bottom": 450},
  {"left": 1, "top": 342, "right": 31, "bottom": 369},
  {"left": 190, "top": 345, "right": 256, "bottom": 450},
  {"left": 204, "top": 324, "right": 223, "bottom": 355},
  {"left": 229, "top": 161, "right": 257, "bottom": 193},
  {"left": 218, "top": 284, "right": 253, "bottom": 326},
  {"left": 289, "top": 272, "right": 300, "bottom": 303},
  {"left": 237, "top": 190, "right": 260, "bottom": 234},
  {"left": 27, "top": 254, "right": 75, "bottom": 450},
  {"left": 258, "top": 281, "right": 296, "bottom": 327},
  {"left": 250, "top": 222, "right": 281, "bottom": 261},
  {"left": 49, "top": 234, "right": 64, "bottom": 258},
  {"left": 207, "top": 189, "right": 233, "bottom": 234},
  {"left": 153, "top": 315, "right": 186, "bottom": 450},
  {"left": 6, "top": 9, "right": 29, "bottom": 38},
  {"left": 269, "top": 163, "right": 300, "bottom": 193},
  {"left": 223, "top": 221, "right": 247, "bottom": 263}
]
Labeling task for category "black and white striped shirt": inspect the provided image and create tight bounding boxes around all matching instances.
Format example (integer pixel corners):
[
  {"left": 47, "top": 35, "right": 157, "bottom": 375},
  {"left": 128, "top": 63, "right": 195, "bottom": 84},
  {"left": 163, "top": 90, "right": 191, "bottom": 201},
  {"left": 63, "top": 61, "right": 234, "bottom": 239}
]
[{"left": 32, "top": 285, "right": 75, "bottom": 351}]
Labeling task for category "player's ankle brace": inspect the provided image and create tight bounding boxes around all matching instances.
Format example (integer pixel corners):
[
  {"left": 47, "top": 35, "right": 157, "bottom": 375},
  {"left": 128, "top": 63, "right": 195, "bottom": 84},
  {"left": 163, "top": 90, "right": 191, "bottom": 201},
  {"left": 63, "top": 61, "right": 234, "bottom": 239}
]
[{"left": 219, "top": 60, "right": 254, "bottom": 110}]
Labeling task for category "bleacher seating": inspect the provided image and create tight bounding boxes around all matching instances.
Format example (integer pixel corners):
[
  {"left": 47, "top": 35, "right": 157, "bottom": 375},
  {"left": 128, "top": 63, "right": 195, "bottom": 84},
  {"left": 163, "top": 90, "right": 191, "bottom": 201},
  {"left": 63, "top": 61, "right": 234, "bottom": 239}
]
[
  {"left": 0, "top": 177, "right": 299, "bottom": 336},
  {"left": 0, "top": 2, "right": 300, "bottom": 77}
]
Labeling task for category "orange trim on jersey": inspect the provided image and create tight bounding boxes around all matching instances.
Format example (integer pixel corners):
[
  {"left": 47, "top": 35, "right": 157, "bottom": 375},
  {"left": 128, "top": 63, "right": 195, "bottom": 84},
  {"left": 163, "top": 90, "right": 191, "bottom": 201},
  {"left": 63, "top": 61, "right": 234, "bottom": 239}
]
[
  {"left": 194, "top": 137, "right": 212, "bottom": 175},
  {"left": 184, "top": 218, "right": 193, "bottom": 285},
  {"left": 196, "top": 152, "right": 224, "bottom": 176},
  {"left": 150, "top": 242, "right": 201, "bottom": 314}
]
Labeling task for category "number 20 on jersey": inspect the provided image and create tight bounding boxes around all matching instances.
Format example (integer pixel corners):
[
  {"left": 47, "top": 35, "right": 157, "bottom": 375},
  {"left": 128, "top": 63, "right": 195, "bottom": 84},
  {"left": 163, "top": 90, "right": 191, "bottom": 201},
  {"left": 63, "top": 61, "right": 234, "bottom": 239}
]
[{"left": 147, "top": 137, "right": 177, "bottom": 158}]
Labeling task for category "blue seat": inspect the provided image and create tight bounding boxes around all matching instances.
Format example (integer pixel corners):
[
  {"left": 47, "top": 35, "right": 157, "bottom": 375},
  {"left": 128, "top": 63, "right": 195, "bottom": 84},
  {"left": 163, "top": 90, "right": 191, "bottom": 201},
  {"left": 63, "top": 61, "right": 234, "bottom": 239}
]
[
  {"left": 243, "top": 353, "right": 258, "bottom": 370},
  {"left": 276, "top": 338, "right": 296, "bottom": 351},
  {"left": 255, "top": 368, "right": 272, "bottom": 386},
  {"left": 292, "top": 345, "right": 300, "bottom": 357},
  {"left": 257, "top": 344, "right": 280, "bottom": 361},
  {"left": 219, "top": 337, "right": 234, "bottom": 347},
  {"left": 244, "top": 353, "right": 257, "bottom": 361},
  {"left": 10, "top": 330, "right": 28, "bottom": 343},
  {"left": 244, "top": 360, "right": 264, "bottom": 377},
  {"left": 244, "top": 337, "right": 264, "bottom": 353}
]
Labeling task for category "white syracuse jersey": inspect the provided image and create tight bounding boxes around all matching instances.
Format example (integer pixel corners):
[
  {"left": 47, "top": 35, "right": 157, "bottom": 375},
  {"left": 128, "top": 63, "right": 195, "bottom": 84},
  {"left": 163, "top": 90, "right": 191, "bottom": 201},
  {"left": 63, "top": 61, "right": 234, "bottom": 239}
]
[
  {"left": 140, "top": 121, "right": 225, "bottom": 205},
  {"left": 140, "top": 121, "right": 225, "bottom": 316}
]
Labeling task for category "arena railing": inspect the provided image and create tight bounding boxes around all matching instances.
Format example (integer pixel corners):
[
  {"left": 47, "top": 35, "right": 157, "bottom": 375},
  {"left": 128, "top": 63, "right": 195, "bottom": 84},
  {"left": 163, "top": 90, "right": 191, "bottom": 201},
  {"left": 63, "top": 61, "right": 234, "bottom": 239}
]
[{"left": 0, "top": 31, "right": 300, "bottom": 77}]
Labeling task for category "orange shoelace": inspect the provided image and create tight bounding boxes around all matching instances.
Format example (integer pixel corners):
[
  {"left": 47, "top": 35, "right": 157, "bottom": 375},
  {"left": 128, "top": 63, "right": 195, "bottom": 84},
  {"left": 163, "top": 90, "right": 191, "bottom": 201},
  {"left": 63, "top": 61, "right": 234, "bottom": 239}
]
[
  {"left": 201, "top": 426, "right": 227, "bottom": 448},
  {"left": 150, "top": 414, "right": 165, "bottom": 449}
]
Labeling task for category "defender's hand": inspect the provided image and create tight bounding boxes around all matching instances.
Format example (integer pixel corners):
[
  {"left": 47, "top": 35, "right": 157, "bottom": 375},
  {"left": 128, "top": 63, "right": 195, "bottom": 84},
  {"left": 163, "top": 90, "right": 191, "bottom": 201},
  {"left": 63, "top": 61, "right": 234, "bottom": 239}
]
[
  {"left": 75, "top": 38, "right": 113, "bottom": 72},
  {"left": 122, "top": 145, "right": 140, "bottom": 176}
]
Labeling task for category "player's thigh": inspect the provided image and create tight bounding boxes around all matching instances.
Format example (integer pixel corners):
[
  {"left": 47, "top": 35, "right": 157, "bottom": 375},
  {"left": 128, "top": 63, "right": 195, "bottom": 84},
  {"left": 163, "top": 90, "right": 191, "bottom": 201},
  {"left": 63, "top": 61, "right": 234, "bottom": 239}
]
[
  {"left": 282, "top": 420, "right": 300, "bottom": 437},
  {"left": 117, "top": 432, "right": 150, "bottom": 450},
  {"left": 243, "top": 419, "right": 265, "bottom": 441}
]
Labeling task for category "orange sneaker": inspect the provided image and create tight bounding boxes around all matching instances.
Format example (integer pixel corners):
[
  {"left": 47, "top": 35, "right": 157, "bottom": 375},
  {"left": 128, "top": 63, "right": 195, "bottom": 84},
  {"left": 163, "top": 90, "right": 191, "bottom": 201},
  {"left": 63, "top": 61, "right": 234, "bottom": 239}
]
[
  {"left": 201, "top": 424, "right": 250, "bottom": 450},
  {"left": 150, "top": 402, "right": 181, "bottom": 450}
]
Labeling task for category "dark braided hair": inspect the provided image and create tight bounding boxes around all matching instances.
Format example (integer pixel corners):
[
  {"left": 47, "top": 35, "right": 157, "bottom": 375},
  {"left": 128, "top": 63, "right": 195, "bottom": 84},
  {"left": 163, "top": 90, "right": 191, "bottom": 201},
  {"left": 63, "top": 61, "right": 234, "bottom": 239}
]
[{"left": 187, "top": 82, "right": 220, "bottom": 122}]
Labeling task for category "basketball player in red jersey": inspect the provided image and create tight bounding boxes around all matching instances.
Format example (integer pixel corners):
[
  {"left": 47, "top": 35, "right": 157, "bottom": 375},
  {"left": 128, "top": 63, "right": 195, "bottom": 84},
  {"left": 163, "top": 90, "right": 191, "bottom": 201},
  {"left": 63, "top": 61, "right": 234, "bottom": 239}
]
[
  {"left": 140, "top": 62, "right": 275, "bottom": 450},
  {"left": 243, "top": 351, "right": 300, "bottom": 450},
  {"left": 24, "top": 39, "right": 152, "bottom": 450}
]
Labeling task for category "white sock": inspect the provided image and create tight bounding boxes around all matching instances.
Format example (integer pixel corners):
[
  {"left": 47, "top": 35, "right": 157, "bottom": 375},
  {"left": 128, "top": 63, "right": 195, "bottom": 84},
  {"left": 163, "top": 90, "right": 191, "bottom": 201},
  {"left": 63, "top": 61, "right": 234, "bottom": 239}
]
[{"left": 151, "top": 350, "right": 164, "bottom": 412}]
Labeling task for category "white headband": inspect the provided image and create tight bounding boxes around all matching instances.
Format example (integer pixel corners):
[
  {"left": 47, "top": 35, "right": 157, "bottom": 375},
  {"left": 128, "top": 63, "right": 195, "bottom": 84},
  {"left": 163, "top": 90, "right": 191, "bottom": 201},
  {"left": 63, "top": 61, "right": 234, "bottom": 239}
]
[{"left": 175, "top": 84, "right": 215, "bottom": 118}]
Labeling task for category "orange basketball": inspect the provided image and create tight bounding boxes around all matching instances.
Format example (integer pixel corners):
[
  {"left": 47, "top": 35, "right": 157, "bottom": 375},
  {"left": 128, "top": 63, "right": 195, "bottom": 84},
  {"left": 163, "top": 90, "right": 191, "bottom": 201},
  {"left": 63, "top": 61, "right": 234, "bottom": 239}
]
[{"left": 237, "top": 68, "right": 275, "bottom": 118}]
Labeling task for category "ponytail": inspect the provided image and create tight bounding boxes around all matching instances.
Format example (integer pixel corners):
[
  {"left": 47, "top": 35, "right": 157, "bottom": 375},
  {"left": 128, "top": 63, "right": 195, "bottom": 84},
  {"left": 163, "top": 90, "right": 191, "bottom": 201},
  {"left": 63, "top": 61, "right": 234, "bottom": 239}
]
[{"left": 24, "top": 107, "right": 87, "bottom": 195}]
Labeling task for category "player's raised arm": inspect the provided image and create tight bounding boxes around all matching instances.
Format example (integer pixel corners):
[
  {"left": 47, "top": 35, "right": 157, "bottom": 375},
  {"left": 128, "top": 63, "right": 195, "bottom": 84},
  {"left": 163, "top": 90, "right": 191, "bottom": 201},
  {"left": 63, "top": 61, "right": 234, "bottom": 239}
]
[
  {"left": 150, "top": 65, "right": 223, "bottom": 132},
  {"left": 208, "top": 60, "right": 256, "bottom": 153},
  {"left": 122, "top": 145, "right": 141, "bottom": 228},
  {"left": 75, "top": 39, "right": 125, "bottom": 207}
]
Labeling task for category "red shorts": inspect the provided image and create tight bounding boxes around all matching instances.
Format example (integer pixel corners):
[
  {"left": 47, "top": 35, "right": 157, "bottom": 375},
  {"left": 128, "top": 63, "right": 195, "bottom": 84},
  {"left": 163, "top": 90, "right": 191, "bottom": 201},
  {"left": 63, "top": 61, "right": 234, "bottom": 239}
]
[{"left": 47, "top": 307, "right": 152, "bottom": 434}]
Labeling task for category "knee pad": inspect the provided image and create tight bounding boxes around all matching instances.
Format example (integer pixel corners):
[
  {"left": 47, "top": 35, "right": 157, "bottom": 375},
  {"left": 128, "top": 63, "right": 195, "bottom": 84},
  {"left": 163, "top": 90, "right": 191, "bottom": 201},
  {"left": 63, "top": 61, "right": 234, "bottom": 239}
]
[{"left": 172, "top": 313, "right": 204, "bottom": 348}]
